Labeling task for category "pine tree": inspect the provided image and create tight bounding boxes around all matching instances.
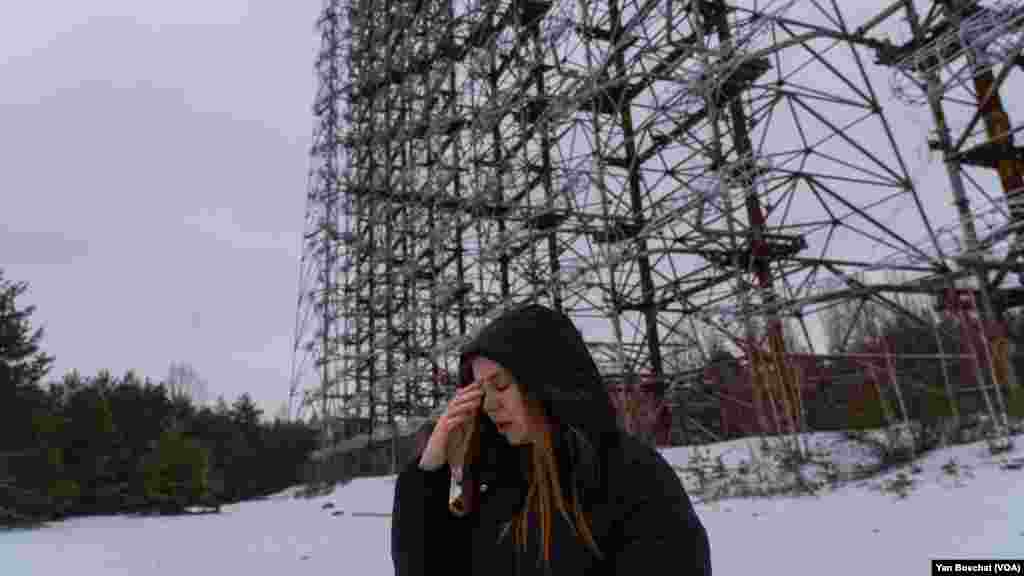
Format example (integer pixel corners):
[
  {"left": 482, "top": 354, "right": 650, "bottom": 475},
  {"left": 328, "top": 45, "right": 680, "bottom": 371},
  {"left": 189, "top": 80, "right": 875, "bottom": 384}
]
[
  {"left": 0, "top": 270, "right": 54, "bottom": 395},
  {"left": 231, "top": 393, "right": 263, "bottom": 430},
  {"left": 0, "top": 269, "right": 60, "bottom": 524}
]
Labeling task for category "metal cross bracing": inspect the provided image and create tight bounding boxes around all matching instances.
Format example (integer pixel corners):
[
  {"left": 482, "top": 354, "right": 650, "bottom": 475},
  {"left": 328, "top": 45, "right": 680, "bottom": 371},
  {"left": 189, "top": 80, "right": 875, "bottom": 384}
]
[
  {"left": 291, "top": 0, "right": 1024, "bottom": 456},
  {"left": 881, "top": 0, "right": 1024, "bottom": 268},
  {"left": 870, "top": 0, "right": 1024, "bottom": 436},
  {"left": 290, "top": 0, "right": 351, "bottom": 438}
]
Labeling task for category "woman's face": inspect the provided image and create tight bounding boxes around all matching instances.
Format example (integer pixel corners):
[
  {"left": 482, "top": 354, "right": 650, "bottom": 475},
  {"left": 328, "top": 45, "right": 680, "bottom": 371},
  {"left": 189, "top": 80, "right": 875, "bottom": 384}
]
[{"left": 471, "top": 356, "right": 537, "bottom": 445}]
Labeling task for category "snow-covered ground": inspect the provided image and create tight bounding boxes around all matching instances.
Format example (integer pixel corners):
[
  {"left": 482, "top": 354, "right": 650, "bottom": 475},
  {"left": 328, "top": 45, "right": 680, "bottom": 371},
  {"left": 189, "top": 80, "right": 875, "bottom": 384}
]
[{"left": 3, "top": 433, "right": 1022, "bottom": 575}]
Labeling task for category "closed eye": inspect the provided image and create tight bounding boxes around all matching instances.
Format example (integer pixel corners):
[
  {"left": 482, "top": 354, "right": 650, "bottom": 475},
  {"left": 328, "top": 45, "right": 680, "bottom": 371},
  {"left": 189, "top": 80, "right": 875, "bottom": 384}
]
[{"left": 492, "top": 372, "right": 513, "bottom": 392}]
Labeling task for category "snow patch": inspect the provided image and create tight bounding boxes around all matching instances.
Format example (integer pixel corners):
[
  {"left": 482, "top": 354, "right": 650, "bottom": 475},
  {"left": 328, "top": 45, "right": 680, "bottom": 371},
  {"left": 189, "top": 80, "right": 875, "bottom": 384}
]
[{"left": 2, "top": 432, "right": 1021, "bottom": 576}]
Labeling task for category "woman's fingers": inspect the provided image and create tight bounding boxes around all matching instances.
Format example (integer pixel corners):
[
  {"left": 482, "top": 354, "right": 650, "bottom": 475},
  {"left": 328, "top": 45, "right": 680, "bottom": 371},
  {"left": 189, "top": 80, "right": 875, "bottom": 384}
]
[
  {"left": 456, "top": 389, "right": 484, "bottom": 407},
  {"left": 455, "top": 383, "right": 481, "bottom": 402},
  {"left": 448, "top": 398, "right": 482, "bottom": 423},
  {"left": 446, "top": 397, "right": 482, "bottom": 428},
  {"left": 449, "top": 389, "right": 483, "bottom": 411},
  {"left": 436, "top": 384, "right": 483, "bottom": 439},
  {"left": 419, "top": 384, "right": 483, "bottom": 470},
  {"left": 446, "top": 402, "right": 479, "bottom": 427},
  {"left": 446, "top": 416, "right": 464, "bottom": 433}
]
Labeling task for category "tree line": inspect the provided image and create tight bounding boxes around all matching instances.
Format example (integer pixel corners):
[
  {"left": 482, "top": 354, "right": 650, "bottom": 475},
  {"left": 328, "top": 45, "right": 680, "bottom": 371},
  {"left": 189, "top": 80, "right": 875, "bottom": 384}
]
[
  {"left": 1, "top": 269, "right": 319, "bottom": 526},
  {"left": 816, "top": 290, "right": 1024, "bottom": 431}
]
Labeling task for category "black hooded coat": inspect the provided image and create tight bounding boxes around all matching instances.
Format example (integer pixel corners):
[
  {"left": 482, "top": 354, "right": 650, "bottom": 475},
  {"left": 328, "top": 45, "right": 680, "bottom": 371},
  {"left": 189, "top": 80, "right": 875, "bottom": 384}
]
[{"left": 391, "top": 304, "right": 711, "bottom": 576}]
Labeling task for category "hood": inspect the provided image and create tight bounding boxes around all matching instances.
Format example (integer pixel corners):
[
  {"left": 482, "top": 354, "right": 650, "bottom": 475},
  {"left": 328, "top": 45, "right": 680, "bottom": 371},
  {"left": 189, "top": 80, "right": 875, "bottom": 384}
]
[
  {"left": 457, "top": 304, "right": 620, "bottom": 499},
  {"left": 458, "top": 303, "right": 619, "bottom": 438}
]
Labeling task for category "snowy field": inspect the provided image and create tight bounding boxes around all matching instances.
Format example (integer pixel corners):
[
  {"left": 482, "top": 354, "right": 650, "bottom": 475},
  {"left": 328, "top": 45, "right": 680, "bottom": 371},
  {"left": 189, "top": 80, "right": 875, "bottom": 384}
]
[{"left": 3, "top": 432, "right": 1022, "bottom": 575}]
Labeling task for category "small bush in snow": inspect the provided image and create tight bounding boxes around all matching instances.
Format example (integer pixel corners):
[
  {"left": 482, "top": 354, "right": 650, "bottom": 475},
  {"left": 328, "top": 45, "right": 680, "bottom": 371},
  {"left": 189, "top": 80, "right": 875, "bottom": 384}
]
[
  {"left": 999, "top": 457, "right": 1023, "bottom": 471},
  {"left": 295, "top": 481, "right": 335, "bottom": 499},
  {"left": 986, "top": 435, "right": 1012, "bottom": 455},
  {"left": 878, "top": 471, "right": 915, "bottom": 499},
  {"left": 941, "top": 457, "right": 959, "bottom": 477},
  {"left": 939, "top": 457, "right": 975, "bottom": 488}
]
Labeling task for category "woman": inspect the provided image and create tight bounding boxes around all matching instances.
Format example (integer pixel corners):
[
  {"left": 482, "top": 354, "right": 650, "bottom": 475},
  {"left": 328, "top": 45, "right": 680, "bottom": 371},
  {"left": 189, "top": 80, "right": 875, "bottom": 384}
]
[{"left": 391, "top": 304, "right": 711, "bottom": 575}]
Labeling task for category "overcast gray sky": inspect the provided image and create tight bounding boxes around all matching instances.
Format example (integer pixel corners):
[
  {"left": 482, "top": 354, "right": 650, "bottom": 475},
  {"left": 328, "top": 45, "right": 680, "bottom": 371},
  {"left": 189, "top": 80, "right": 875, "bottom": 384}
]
[
  {"left": 2, "top": 1, "right": 321, "bottom": 419},
  {"left": 3, "top": 0, "right": 1020, "bottom": 423}
]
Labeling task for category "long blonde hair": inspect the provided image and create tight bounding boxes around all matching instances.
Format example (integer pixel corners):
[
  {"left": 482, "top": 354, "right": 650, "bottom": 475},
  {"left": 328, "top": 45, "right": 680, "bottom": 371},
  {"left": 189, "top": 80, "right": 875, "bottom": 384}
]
[{"left": 462, "top": 378, "right": 603, "bottom": 567}]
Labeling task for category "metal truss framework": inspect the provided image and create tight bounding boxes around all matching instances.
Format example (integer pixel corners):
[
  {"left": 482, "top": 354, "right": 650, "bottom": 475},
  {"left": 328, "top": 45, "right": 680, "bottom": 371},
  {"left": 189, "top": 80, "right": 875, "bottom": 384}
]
[{"left": 290, "top": 0, "right": 1024, "bottom": 447}]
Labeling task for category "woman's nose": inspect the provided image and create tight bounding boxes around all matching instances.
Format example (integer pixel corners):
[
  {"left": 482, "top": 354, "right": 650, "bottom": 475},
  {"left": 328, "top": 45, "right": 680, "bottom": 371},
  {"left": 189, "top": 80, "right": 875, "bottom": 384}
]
[{"left": 482, "top": 389, "right": 499, "bottom": 413}]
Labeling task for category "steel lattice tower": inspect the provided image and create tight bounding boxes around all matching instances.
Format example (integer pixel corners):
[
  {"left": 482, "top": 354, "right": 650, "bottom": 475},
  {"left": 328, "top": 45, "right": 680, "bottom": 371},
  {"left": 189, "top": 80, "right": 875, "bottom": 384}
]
[
  {"left": 292, "top": 0, "right": 1024, "bottom": 462},
  {"left": 874, "top": 0, "right": 1024, "bottom": 431}
]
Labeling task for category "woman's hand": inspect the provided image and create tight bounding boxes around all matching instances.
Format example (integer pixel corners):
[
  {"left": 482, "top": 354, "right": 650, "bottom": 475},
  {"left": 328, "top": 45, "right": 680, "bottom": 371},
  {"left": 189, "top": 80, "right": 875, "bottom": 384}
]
[{"left": 418, "top": 381, "right": 484, "bottom": 471}]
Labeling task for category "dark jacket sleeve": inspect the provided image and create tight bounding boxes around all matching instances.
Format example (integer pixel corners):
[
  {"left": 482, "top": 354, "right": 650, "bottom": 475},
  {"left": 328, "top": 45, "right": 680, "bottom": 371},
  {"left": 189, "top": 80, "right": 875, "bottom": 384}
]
[
  {"left": 610, "top": 448, "right": 711, "bottom": 575},
  {"left": 391, "top": 458, "right": 472, "bottom": 576}
]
